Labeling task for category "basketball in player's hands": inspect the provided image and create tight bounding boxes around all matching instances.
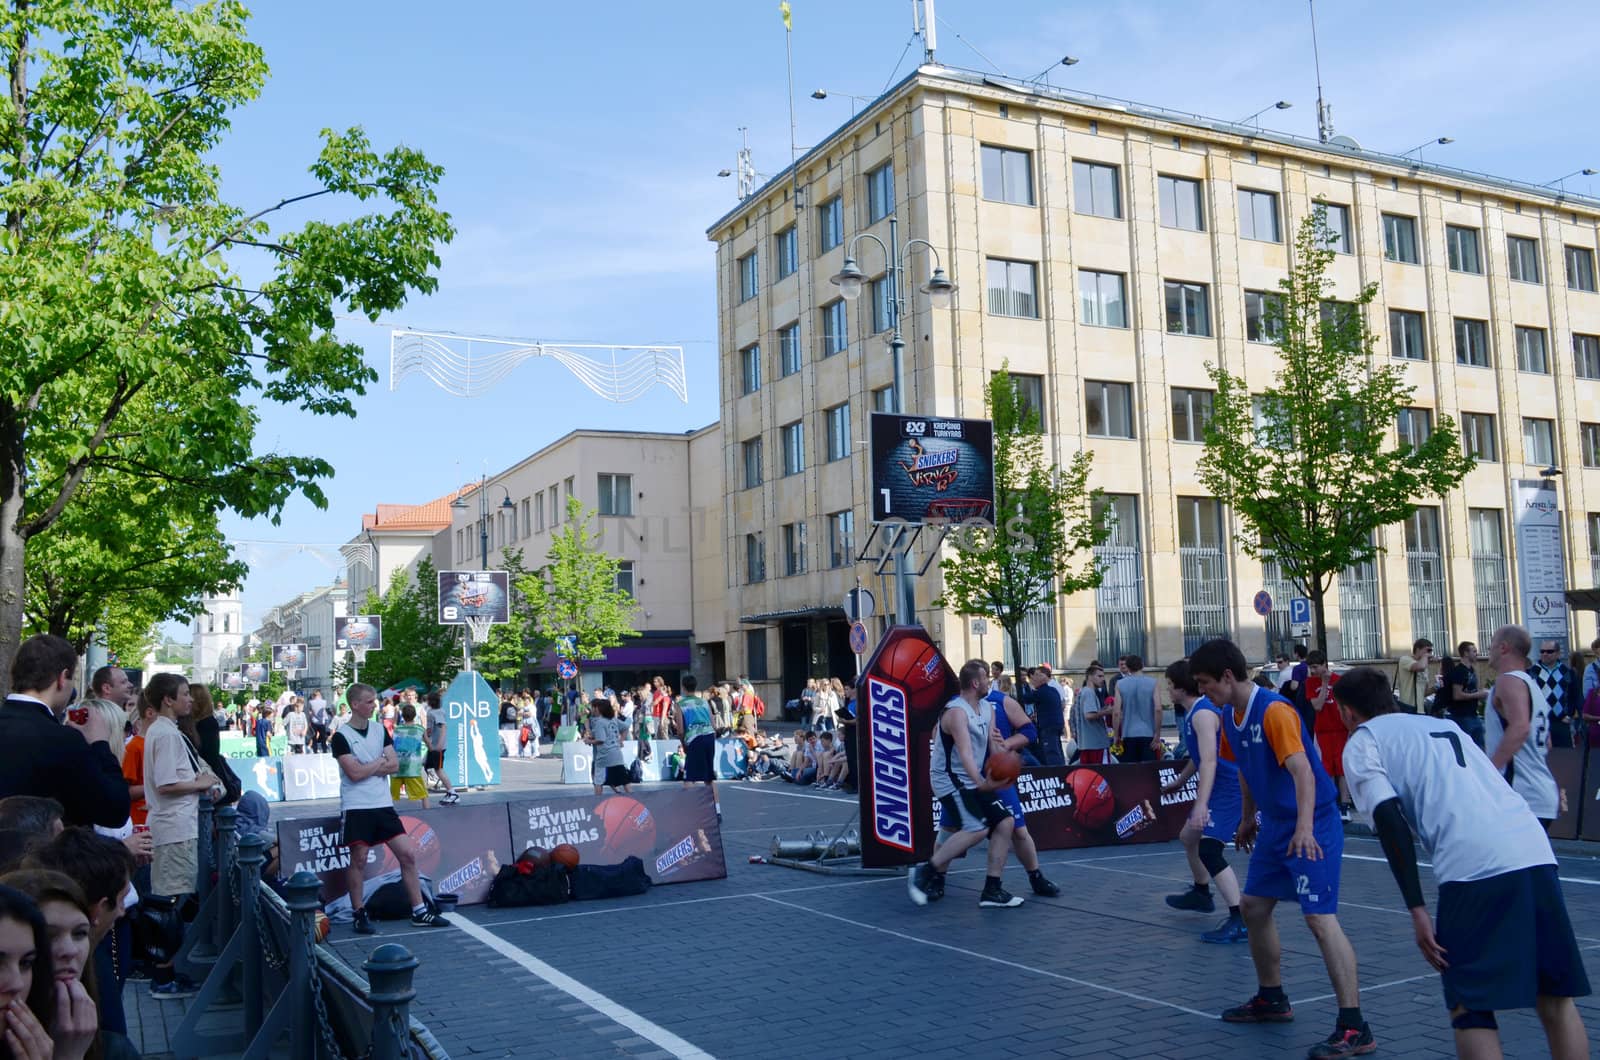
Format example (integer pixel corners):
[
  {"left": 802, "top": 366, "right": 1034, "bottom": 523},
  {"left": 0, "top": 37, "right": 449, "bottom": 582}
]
[{"left": 986, "top": 749, "right": 1023, "bottom": 785}]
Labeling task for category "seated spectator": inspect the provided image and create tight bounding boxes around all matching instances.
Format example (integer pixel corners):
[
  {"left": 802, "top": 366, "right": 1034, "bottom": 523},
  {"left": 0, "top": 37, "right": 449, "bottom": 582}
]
[
  {"left": 814, "top": 731, "right": 848, "bottom": 790},
  {"left": 25, "top": 829, "right": 136, "bottom": 1037},
  {"left": 783, "top": 731, "right": 818, "bottom": 786},
  {"left": 0, "top": 870, "right": 115, "bottom": 1059},
  {"left": 0, "top": 796, "right": 65, "bottom": 837}
]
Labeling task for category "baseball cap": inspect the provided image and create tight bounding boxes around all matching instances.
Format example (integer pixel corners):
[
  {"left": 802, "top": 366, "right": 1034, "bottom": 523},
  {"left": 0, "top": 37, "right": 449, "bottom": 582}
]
[{"left": 1035, "top": 663, "right": 1052, "bottom": 675}]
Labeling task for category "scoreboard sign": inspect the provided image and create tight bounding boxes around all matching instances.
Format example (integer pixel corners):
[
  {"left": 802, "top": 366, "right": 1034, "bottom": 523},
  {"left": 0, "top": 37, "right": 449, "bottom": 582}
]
[{"left": 869, "top": 413, "right": 995, "bottom": 525}]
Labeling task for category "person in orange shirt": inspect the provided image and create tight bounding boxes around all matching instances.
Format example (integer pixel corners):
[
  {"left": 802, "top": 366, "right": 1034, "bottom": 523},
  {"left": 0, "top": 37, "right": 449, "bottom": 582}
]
[
  {"left": 123, "top": 697, "right": 158, "bottom": 828},
  {"left": 1305, "top": 651, "right": 1352, "bottom": 819}
]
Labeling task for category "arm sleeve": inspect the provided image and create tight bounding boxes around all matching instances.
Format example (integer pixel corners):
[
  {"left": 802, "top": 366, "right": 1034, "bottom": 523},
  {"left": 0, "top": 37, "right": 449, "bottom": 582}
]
[
  {"left": 1015, "top": 720, "right": 1038, "bottom": 743},
  {"left": 1372, "top": 797, "right": 1426, "bottom": 909},
  {"left": 1261, "top": 702, "right": 1307, "bottom": 766}
]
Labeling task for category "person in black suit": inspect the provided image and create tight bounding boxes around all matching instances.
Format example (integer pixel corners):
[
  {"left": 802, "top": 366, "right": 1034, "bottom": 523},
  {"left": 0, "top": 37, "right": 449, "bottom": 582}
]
[{"left": 0, "top": 634, "right": 130, "bottom": 829}]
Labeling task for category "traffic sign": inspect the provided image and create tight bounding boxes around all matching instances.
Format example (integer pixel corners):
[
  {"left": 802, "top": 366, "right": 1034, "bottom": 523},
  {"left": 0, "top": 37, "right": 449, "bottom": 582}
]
[
  {"left": 555, "top": 634, "right": 577, "bottom": 659},
  {"left": 844, "top": 587, "right": 875, "bottom": 622},
  {"left": 849, "top": 621, "right": 870, "bottom": 655},
  {"left": 1252, "top": 590, "right": 1273, "bottom": 618},
  {"left": 556, "top": 659, "right": 578, "bottom": 680},
  {"left": 1289, "top": 597, "right": 1312, "bottom": 624},
  {"left": 971, "top": 617, "right": 989, "bottom": 635}
]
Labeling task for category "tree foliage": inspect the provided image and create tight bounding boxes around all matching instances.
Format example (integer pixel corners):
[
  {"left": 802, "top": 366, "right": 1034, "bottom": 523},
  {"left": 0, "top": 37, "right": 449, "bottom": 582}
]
[
  {"left": 343, "top": 557, "right": 460, "bottom": 694},
  {"left": 0, "top": 2, "right": 454, "bottom": 692},
  {"left": 1198, "top": 210, "right": 1475, "bottom": 654},
  {"left": 937, "top": 368, "right": 1108, "bottom": 668},
  {"left": 473, "top": 548, "right": 552, "bottom": 689},
  {"left": 522, "top": 498, "right": 640, "bottom": 679}
]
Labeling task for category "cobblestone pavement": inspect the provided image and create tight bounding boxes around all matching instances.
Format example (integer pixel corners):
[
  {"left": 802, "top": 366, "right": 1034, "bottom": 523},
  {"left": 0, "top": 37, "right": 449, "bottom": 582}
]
[{"left": 311, "top": 760, "right": 1600, "bottom": 1059}]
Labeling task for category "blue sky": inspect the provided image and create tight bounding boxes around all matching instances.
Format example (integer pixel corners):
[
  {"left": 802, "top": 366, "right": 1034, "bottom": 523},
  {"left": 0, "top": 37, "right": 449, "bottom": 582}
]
[{"left": 196, "top": 0, "right": 1599, "bottom": 635}]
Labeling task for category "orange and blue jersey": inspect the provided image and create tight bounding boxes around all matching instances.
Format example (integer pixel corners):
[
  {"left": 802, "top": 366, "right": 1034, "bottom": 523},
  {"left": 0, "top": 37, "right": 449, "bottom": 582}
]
[
  {"left": 1182, "top": 696, "right": 1242, "bottom": 840},
  {"left": 1219, "top": 686, "right": 1337, "bottom": 824}
]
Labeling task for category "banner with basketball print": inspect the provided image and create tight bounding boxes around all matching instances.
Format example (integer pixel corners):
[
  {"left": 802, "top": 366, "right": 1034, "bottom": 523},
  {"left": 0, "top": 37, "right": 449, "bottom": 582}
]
[
  {"left": 855, "top": 625, "right": 961, "bottom": 868},
  {"left": 1016, "top": 763, "right": 1193, "bottom": 851},
  {"left": 277, "top": 802, "right": 513, "bottom": 906},
  {"left": 507, "top": 787, "right": 726, "bottom": 886}
]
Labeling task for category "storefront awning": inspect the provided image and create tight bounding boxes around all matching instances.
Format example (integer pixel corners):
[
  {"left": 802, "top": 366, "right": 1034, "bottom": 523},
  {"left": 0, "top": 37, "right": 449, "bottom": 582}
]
[
  {"left": 1565, "top": 587, "right": 1600, "bottom": 612},
  {"left": 738, "top": 605, "right": 846, "bottom": 625},
  {"left": 533, "top": 643, "right": 691, "bottom": 670}
]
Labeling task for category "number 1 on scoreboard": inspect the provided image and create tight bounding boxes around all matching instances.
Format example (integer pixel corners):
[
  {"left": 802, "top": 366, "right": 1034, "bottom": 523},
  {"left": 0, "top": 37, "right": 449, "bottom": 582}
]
[{"left": 879, "top": 488, "right": 891, "bottom": 513}]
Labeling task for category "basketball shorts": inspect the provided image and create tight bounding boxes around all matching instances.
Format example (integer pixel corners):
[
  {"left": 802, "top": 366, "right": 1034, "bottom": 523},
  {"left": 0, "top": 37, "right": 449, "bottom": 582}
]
[
  {"left": 1315, "top": 728, "right": 1349, "bottom": 779},
  {"left": 995, "top": 785, "right": 1027, "bottom": 830},
  {"left": 596, "top": 764, "right": 632, "bottom": 789},
  {"left": 390, "top": 776, "right": 429, "bottom": 802},
  {"left": 424, "top": 749, "right": 445, "bottom": 772},
  {"left": 1201, "top": 788, "right": 1243, "bottom": 844},
  {"left": 683, "top": 734, "right": 716, "bottom": 782},
  {"left": 341, "top": 807, "right": 405, "bottom": 848},
  {"left": 1244, "top": 806, "right": 1343, "bottom": 914},
  {"left": 1437, "top": 864, "right": 1591, "bottom": 1011},
  {"left": 937, "top": 787, "right": 1010, "bottom": 834}
]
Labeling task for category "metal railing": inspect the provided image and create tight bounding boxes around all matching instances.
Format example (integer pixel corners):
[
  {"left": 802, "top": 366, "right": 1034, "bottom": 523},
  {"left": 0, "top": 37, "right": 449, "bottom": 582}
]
[
  {"left": 1339, "top": 560, "right": 1383, "bottom": 660},
  {"left": 1002, "top": 600, "right": 1059, "bottom": 671},
  {"left": 1472, "top": 553, "right": 1512, "bottom": 647},
  {"left": 1179, "top": 546, "right": 1230, "bottom": 653},
  {"left": 1093, "top": 544, "right": 1146, "bottom": 663},
  {"left": 171, "top": 799, "right": 447, "bottom": 1059},
  {"left": 1261, "top": 556, "right": 1299, "bottom": 657},
  {"left": 1406, "top": 550, "right": 1450, "bottom": 652}
]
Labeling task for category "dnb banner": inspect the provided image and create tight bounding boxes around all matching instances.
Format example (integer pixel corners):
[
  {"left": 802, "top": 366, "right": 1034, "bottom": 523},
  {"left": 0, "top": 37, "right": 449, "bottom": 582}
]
[{"left": 869, "top": 412, "right": 994, "bottom": 524}]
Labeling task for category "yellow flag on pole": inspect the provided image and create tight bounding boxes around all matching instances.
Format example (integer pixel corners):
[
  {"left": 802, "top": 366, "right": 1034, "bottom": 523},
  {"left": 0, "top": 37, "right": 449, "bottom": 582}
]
[{"left": 779, "top": 1, "right": 792, "bottom": 31}]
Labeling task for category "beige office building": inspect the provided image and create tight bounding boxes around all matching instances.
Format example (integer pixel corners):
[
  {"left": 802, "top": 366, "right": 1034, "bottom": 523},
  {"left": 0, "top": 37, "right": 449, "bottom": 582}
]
[{"left": 707, "top": 64, "right": 1600, "bottom": 706}]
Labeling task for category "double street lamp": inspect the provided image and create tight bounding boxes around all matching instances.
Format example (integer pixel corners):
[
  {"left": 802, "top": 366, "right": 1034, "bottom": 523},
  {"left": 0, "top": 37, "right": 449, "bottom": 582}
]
[
  {"left": 452, "top": 474, "right": 515, "bottom": 571},
  {"left": 829, "top": 217, "right": 958, "bottom": 626}
]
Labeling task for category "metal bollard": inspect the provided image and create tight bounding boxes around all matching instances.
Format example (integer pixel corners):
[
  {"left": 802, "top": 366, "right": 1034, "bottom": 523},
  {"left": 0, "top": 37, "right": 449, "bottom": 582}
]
[
  {"left": 363, "top": 944, "right": 419, "bottom": 1060},
  {"left": 235, "top": 833, "right": 267, "bottom": 1034},
  {"left": 282, "top": 872, "right": 322, "bottom": 1060},
  {"left": 213, "top": 805, "right": 240, "bottom": 946},
  {"left": 195, "top": 795, "right": 215, "bottom": 904}
]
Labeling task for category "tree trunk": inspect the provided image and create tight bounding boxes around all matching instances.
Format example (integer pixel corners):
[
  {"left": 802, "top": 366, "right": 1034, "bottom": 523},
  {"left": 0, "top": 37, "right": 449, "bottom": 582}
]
[
  {"left": 0, "top": 398, "right": 26, "bottom": 698},
  {"left": 1005, "top": 624, "right": 1023, "bottom": 677},
  {"left": 1311, "top": 579, "right": 1330, "bottom": 657}
]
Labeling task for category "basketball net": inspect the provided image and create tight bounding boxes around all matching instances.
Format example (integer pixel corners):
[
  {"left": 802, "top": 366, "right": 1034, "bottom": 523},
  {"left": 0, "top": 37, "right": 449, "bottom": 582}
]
[
  {"left": 466, "top": 616, "right": 494, "bottom": 644},
  {"left": 352, "top": 648, "right": 368, "bottom": 666}
]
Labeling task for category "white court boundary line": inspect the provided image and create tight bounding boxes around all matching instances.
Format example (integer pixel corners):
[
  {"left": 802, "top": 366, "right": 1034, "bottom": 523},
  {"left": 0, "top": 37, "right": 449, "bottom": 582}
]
[
  {"left": 756, "top": 893, "right": 1220, "bottom": 1020},
  {"left": 1342, "top": 851, "right": 1600, "bottom": 887},
  {"left": 723, "top": 783, "right": 856, "bottom": 803},
  {"left": 450, "top": 916, "right": 716, "bottom": 1059}
]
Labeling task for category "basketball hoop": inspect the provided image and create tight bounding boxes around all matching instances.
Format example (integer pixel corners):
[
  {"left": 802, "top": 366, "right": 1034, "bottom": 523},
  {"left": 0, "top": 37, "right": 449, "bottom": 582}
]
[
  {"left": 465, "top": 615, "right": 494, "bottom": 644},
  {"left": 352, "top": 648, "right": 368, "bottom": 667}
]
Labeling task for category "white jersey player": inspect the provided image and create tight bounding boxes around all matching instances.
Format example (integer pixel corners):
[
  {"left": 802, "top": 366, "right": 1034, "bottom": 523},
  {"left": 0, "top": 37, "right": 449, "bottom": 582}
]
[
  {"left": 1334, "top": 664, "right": 1590, "bottom": 1060},
  {"left": 1483, "top": 625, "right": 1559, "bottom": 824}
]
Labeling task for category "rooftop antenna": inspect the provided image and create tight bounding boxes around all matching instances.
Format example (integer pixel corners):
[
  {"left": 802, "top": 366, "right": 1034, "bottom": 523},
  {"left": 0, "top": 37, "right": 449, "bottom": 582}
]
[
  {"left": 736, "top": 126, "right": 755, "bottom": 200},
  {"left": 1309, "top": 0, "right": 1333, "bottom": 143},
  {"left": 913, "top": 0, "right": 937, "bottom": 65}
]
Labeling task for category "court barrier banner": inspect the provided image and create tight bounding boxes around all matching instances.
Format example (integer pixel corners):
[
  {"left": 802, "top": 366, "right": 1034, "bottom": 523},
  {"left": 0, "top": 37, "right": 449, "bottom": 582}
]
[
  {"left": 1548, "top": 746, "right": 1585, "bottom": 841},
  {"left": 1578, "top": 747, "right": 1600, "bottom": 843},
  {"left": 508, "top": 787, "right": 726, "bottom": 887},
  {"left": 1018, "top": 763, "right": 1194, "bottom": 851},
  {"left": 561, "top": 740, "right": 681, "bottom": 784}
]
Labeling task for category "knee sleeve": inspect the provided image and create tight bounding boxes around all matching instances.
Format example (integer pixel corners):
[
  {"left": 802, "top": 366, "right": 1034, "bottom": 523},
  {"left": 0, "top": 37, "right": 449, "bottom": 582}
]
[
  {"left": 1450, "top": 1010, "right": 1497, "bottom": 1031},
  {"left": 1198, "top": 837, "right": 1229, "bottom": 878}
]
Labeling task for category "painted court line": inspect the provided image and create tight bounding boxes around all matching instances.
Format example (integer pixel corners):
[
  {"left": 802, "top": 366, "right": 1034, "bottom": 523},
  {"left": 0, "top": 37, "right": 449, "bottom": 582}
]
[
  {"left": 450, "top": 915, "right": 717, "bottom": 1059},
  {"left": 1343, "top": 851, "right": 1600, "bottom": 887},
  {"left": 724, "top": 783, "right": 855, "bottom": 804},
  {"left": 1293, "top": 973, "right": 1434, "bottom": 1006},
  {"left": 756, "top": 893, "right": 1219, "bottom": 1021}
]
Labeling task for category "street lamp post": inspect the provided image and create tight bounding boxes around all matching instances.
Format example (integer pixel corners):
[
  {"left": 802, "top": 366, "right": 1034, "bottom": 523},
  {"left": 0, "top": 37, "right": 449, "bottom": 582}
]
[
  {"left": 453, "top": 474, "right": 515, "bottom": 572},
  {"left": 1401, "top": 136, "right": 1454, "bottom": 161},
  {"left": 830, "top": 217, "right": 956, "bottom": 627}
]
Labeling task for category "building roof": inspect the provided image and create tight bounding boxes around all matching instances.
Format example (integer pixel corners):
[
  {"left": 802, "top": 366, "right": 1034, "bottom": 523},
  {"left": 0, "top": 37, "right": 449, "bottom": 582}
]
[
  {"left": 707, "top": 64, "right": 1600, "bottom": 237},
  {"left": 360, "top": 485, "right": 475, "bottom": 532}
]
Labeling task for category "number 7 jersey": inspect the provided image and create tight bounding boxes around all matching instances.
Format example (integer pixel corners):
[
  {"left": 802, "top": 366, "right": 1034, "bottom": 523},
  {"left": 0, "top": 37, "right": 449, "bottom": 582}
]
[{"left": 1343, "top": 713, "right": 1554, "bottom": 885}]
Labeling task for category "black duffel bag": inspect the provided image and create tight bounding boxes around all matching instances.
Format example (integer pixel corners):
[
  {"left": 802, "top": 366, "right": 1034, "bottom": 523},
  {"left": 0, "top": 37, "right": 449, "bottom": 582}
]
[
  {"left": 569, "top": 857, "right": 652, "bottom": 901},
  {"left": 486, "top": 861, "right": 571, "bottom": 907}
]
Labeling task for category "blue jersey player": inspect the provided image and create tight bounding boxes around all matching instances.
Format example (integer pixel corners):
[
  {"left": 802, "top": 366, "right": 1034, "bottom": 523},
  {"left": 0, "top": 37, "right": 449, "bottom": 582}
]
[
  {"left": 1158, "top": 660, "right": 1246, "bottom": 943},
  {"left": 1190, "top": 638, "right": 1374, "bottom": 1059},
  {"left": 987, "top": 687, "right": 1060, "bottom": 898}
]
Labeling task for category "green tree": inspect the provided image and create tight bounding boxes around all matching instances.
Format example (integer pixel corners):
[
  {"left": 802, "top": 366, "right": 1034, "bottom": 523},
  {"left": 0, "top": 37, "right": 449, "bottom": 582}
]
[
  {"left": 523, "top": 498, "right": 640, "bottom": 684},
  {"left": 473, "top": 548, "right": 552, "bottom": 690},
  {"left": 350, "top": 557, "right": 461, "bottom": 694},
  {"left": 0, "top": 2, "right": 453, "bottom": 691},
  {"left": 937, "top": 368, "right": 1108, "bottom": 668},
  {"left": 1198, "top": 210, "right": 1475, "bottom": 655}
]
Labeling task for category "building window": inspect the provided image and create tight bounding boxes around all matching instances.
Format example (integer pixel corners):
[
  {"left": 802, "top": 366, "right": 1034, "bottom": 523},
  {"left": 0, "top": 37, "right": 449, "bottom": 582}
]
[
  {"left": 828, "top": 510, "right": 855, "bottom": 568},
  {"left": 1404, "top": 507, "right": 1448, "bottom": 652},
  {"left": 520, "top": 498, "right": 530, "bottom": 537},
  {"left": 1238, "top": 188, "right": 1281, "bottom": 242},
  {"left": 738, "top": 251, "right": 758, "bottom": 301},
  {"left": 1244, "top": 290, "right": 1283, "bottom": 344},
  {"left": 1454, "top": 318, "right": 1491, "bottom": 368},
  {"left": 1515, "top": 326, "right": 1549, "bottom": 374},
  {"left": 547, "top": 485, "right": 558, "bottom": 525},
  {"left": 1339, "top": 549, "right": 1381, "bottom": 660},
  {"left": 817, "top": 196, "right": 843, "bottom": 252},
  {"left": 1390, "top": 310, "right": 1426, "bottom": 360},
  {"left": 597, "top": 473, "right": 632, "bottom": 517},
  {"left": 1566, "top": 245, "right": 1597, "bottom": 292},
  {"left": 1164, "top": 280, "right": 1211, "bottom": 336},
  {"left": 825, "top": 403, "right": 851, "bottom": 461},
  {"left": 1004, "top": 372, "right": 1046, "bottom": 431},
  {"left": 1092, "top": 494, "right": 1146, "bottom": 662},
  {"left": 1085, "top": 380, "right": 1135, "bottom": 439},
  {"left": 1396, "top": 407, "right": 1433, "bottom": 450},
  {"left": 774, "top": 226, "right": 798, "bottom": 280},
  {"left": 1319, "top": 202, "right": 1353, "bottom": 253},
  {"left": 872, "top": 385, "right": 894, "bottom": 412},
  {"left": 1523, "top": 417, "right": 1556, "bottom": 466},
  {"left": 1591, "top": 515, "right": 1600, "bottom": 592},
  {"left": 1580, "top": 423, "right": 1600, "bottom": 468},
  {"left": 1078, "top": 269, "right": 1127, "bottom": 328},
  {"left": 1177, "top": 496, "right": 1229, "bottom": 653},
  {"left": 1507, "top": 235, "right": 1541, "bottom": 284},
  {"left": 1071, "top": 160, "right": 1122, "bottom": 218},
  {"left": 535, "top": 492, "right": 544, "bottom": 531},
  {"left": 782, "top": 522, "right": 807, "bottom": 576},
  {"left": 986, "top": 258, "right": 1039, "bottom": 318},
  {"left": 563, "top": 477, "right": 574, "bottom": 519},
  {"left": 870, "top": 276, "right": 894, "bottom": 333},
  {"left": 745, "top": 533, "right": 766, "bottom": 583},
  {"left": 614, "top": 560, "right": 635, "bottom": 597},
  {"left": 739, "top": 343, "right": 761, "bottom": 394},
  {"left": 742, "top": 437, "right": 764, "bottom": 488},
  {"left": 866, "top": 162, "right": 894, "bottom": 223},
  {"left": 745, "top": 628, "right": 769, "bottom": 680},
  {"left": 1382, "top": 213, "right": 1420, "bottom": 264},
  {"left": 1446, "top": 225, "right": 1482, "bottom": 274},
  {"left": 1461, "top": 413, "right": 1498, "bottom": 462},
  {"left": 1468, "top": 510, "right": 1510, "bottom": 648},
  {"left": 981, "top": 145, "right": 1034, "bottom": 205},
  {"left": 1575, "top": 334, "right": 1600, "bottom": 379},
  {"left": 779, "top": 322, "right": 802, "bottom": 376},
  {"left": 1158, "top": 175, "right": 1205, "bottom": 231},
  {"left": 1171, "top": 387, "right": 1214, "bottom": 443},
  {"left": 821, "top": 299, "right": 848, "bottom": 355},
  {"left": 781, "top": 420, "right": 805, "bottom": 475}
]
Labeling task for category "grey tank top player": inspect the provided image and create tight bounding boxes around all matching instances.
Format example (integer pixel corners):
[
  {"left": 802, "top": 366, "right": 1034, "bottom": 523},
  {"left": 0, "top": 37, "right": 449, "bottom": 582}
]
[
  {"left": 930, "top": 694, "right": 991, "bottom": 797},
  {"left": 1485, "top": 669, "right": 1559, "bottom": 821}
]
